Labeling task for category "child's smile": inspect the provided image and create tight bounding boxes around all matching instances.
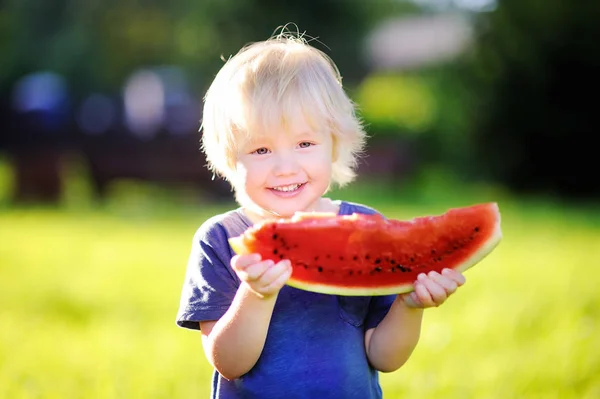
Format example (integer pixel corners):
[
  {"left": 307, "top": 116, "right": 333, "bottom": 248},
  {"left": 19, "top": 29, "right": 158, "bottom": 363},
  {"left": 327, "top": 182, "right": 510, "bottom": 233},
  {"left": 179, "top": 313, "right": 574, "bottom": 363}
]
[{"left": 268, "top": 183, "right": 306, "bottom": 197}]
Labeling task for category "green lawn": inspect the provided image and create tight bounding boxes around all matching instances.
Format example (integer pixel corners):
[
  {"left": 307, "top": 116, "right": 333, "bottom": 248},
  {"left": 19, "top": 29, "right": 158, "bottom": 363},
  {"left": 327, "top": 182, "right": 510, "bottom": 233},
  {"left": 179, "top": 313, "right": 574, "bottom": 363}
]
[{"left": 1, "top": 185, "right": 599, "bottom": 398}]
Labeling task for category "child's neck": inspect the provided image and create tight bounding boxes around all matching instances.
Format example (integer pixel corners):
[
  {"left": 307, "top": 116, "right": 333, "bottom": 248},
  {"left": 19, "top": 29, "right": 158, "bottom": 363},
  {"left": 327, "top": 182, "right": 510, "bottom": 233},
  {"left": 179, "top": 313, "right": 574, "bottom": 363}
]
[{"left": 242, "top": 198, "right": 339, "bottom": 224}]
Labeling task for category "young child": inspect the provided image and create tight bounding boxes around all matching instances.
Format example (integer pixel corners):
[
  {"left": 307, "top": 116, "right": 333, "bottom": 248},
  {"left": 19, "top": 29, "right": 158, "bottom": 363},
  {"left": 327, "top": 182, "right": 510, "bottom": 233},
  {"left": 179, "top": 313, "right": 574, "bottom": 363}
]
[{"left": 176, "top": 30, "right": 466, "bottom": 399}]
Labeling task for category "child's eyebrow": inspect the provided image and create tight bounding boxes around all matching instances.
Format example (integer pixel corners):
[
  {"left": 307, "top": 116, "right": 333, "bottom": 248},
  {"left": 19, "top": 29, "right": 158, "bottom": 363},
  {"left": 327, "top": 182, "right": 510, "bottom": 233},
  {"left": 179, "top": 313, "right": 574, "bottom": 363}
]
[
  {"left": 244, "top": 135, "right": 271, "bottom": 148},
  {"left": 294, "top": 130, "right": 321, "bottom": 139}
]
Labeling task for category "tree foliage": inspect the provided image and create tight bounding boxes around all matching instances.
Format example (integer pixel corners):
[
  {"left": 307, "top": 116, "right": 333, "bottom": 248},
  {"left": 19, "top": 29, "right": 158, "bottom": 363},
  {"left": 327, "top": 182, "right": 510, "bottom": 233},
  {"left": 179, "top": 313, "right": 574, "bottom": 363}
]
[{"left": 459, "top": 0, "right": 600, "bottom": 198}]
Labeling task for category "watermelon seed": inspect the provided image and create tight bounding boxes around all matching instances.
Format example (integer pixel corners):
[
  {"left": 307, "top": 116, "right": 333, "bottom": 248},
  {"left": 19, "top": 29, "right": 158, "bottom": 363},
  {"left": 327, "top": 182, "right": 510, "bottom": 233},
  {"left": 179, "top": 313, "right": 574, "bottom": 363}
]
[
  {"left": 279, "top": 254, "right": 284, "bottom": 259},
  {"left": 369, "top": 268, "right": 382, "bottom": 275},
  {"left": 431, "top": 249, "right": 436, "bottom": 254},
  {"left": 365, "top": 255, "right": 371, "bottom": 260},
  {"left": 339, "top": 256, "right": 344, "bottom": 261},
  {"left": 273, "top": 249, "right": 278, "bottom": 255},
  {"left": 318, "top": 266, "right": 323, "bottom": 272},
  {"left": 314, "top": 256, "right": 319, "bottom": 261},
  {"left": 272, "top": 234, "right": 278, "bottom": 240},
  {"left": 410, "top": 257, "right": 415, "bottom": 263},
  {"left": 348, "top": 270, "right": 353, "bottom": 275},
  {"left": 353, "top": 256, "right": 358, "bottom": 261},
  {"left": 474, "top": 227, "right": 480, "bottom": 232},
  {"left": 375, "top": 258, "right": 381, "bottom": 264},
  {"left": 390, "top": 259, "right": 396, "bottom": 265},
  {"left": 437, "top": 257, "right": 442, "bottom": 262}
]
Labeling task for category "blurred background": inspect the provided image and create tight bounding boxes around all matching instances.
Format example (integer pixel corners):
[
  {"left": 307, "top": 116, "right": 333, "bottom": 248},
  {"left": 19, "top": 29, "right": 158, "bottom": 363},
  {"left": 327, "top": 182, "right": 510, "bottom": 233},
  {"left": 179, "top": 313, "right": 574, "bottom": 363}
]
[{"left": 1, "top": 0, "right": 599, "bottom": 398}]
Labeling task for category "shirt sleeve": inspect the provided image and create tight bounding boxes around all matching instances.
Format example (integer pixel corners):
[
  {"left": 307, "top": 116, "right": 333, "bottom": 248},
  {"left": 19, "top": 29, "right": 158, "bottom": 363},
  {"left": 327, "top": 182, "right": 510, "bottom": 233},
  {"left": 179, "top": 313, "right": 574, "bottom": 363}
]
[
  {"left": 176, "top": 222, "right": 241, "bottom": 330},
  {"left": 364, "top": 295, "right": 396, "bottom": 330}
]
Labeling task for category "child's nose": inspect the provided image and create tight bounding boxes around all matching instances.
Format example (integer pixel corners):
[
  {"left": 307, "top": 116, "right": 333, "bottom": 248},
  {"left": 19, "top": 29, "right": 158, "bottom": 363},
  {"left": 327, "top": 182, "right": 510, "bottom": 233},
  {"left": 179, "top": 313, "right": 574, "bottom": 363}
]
[{"left": 273, "top": 153, "right": 300, "bottom": 176}]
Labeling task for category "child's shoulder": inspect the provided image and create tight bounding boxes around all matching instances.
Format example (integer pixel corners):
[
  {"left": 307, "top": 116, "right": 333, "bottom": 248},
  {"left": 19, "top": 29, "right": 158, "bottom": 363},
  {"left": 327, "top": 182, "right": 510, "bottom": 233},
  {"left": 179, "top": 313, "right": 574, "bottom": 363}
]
[
  {"left": 336, "top": 200, "right": 383, "bottom": 217},
  {"left": 192, "top": 208, "right": 250, "bottom": 245}
]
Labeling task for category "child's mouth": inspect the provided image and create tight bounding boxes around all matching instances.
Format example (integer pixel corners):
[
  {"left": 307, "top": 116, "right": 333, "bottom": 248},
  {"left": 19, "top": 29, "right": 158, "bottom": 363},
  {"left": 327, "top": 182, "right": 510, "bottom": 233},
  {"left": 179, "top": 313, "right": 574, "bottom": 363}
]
[{"left": 269, "top": 183, "right": 306, "bottom": 197}]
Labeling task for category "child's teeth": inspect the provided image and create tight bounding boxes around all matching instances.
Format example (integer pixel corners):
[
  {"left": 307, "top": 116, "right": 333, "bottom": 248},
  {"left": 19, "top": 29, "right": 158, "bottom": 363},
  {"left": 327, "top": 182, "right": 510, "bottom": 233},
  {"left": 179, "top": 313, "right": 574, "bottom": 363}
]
[{"left": 274, "top": 184, "right": 300, "bottom": 192}]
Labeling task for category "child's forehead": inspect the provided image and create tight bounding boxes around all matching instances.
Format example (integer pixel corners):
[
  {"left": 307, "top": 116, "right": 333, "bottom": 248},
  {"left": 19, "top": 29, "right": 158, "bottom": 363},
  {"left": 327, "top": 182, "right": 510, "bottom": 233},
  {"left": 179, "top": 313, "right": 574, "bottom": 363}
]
[{"left": 241, "top": 119, "right": 323, "bottom": 145}]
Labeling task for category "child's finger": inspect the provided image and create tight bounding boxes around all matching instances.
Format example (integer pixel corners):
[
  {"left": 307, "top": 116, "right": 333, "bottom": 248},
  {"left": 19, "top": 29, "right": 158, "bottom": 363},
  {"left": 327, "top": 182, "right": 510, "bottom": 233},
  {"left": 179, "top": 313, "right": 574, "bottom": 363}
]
[
  {"left": 414, "top": 280, "right": 435, "bottom": 307},
  {"left": 259, "top": 261, "right": 293, "bottom": 295},
  {"left": 442, "top": 269, "right": 466, "bottom": 286},
  {"left": 231, "top": 253, "right": 262, "bottom": 272},
  {"left": 417, "top": 273, "right": 447, "bottom": 305},
  {"left": 403, "top": 291, "right": 423, "bottom": 308},
  {"left": 257, "top": 260, "right": 291, "bottom": 288},
  {"left": 238, "top": 259, "right": 274, "bottom": 282},
  {"left": 429, "top": 271, "right": 458, "bottom": 294}
]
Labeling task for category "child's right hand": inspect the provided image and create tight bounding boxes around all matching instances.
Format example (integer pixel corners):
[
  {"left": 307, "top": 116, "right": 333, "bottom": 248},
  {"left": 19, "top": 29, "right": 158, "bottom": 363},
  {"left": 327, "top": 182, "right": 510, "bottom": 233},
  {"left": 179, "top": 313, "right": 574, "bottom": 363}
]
[{"left": 231, "top": 254, "right": 292, "bottom": 299}]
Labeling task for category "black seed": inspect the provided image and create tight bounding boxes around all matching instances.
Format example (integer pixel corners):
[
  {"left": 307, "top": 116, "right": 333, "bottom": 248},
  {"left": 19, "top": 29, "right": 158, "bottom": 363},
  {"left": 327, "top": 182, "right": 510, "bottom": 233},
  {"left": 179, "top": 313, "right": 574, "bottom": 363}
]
[
  {"left": 353, "top": 256, "right": 358, "bottom": 261},
  {"left": 314, "top": 256, "right": 319, "bottom": 261},
  {"left": 391, "top": 268, "right": 396, "bottom": 272},
  {"left": 318, "top": 266, "right": 323, "bottom": 272},
  {"left": 272, "top": 234, "right": 278, "bottom": 240},
  {"left": 348, "top": 270, "right": 353, "bottom": 275},
  {"left": 365, "top": 255, "right": 371, "bottom": 260},
  {"left": 410, "top": 257, "right": 415, "bottom": 262},
  {"left": 273, "top": 249, "right": 278, "bottom": 255},
  {"left": 374, "top": 266, "right": 382, "bottom": 272},
  {"left": 375, "top": 258, "right": 381, "bottom": 264},
  {"left": 431, "top": 249, "right": 436, "bottom": 254},
  {"left": 437, "top": 257, "right": 442, "bottom": 262},
  {"left": 474, "top": 227, "right": 480, "bottom": 232},
  {"left": 390, "top": 259, "right": 396, "bottom": 265},
  {"left": 279, "top": 254, "right": 284, "bottom": 259}
]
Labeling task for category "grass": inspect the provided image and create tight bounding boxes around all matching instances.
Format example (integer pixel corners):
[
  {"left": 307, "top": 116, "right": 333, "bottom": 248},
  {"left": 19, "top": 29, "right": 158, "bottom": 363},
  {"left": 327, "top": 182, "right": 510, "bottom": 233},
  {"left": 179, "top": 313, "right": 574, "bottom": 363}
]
[{"left": 1, "top": 170, "right": 599, "bottom": 398}]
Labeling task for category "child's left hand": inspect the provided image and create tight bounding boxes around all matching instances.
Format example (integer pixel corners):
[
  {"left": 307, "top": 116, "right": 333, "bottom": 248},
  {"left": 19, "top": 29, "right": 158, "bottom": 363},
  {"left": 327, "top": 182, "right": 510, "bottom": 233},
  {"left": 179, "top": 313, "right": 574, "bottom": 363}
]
[{"left": 401, "top": 269, "right": 466, "bottom": 309}]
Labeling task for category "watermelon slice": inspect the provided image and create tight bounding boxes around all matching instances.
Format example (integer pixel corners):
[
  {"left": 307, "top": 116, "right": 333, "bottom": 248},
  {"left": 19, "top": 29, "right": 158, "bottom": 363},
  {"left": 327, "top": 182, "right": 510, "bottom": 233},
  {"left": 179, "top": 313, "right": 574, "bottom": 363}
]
[{"left": 229, "top": 202, "right": 502, "bottom": 296}]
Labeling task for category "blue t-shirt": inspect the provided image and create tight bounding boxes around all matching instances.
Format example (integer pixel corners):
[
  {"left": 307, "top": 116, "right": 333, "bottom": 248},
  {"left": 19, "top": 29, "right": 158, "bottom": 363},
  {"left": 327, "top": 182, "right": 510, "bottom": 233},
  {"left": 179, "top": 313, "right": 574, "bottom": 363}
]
[{"left": 176, "top": 201, "right": 397, "bottom": 399}]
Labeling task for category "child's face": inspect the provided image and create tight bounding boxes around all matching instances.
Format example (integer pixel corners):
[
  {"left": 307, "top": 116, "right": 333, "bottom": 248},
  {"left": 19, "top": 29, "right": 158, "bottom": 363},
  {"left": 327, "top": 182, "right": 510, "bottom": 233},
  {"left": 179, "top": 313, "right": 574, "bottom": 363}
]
[{"left": 234, "top": 117, "right": 333, "bottom": 219}]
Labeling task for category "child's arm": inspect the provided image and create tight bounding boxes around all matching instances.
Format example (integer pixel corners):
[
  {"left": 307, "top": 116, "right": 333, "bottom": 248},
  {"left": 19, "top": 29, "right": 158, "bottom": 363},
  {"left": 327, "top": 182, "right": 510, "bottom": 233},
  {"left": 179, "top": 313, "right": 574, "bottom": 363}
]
[
  {"left": 364, "top": 269, "right": 466, "bottom": 373},
  {"left": 199, "top": 254, "right": 292, "bottom": 380}
]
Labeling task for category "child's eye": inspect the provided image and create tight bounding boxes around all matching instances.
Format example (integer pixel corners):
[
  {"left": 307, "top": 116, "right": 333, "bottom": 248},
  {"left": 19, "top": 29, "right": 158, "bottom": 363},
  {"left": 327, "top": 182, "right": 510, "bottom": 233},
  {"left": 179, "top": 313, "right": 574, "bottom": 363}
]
[
  {"left": 298, "top": 142, "right": 314, "bottom": 148},
  {"left": 251, "top": 147, "right": 270, "bottom": 155}
]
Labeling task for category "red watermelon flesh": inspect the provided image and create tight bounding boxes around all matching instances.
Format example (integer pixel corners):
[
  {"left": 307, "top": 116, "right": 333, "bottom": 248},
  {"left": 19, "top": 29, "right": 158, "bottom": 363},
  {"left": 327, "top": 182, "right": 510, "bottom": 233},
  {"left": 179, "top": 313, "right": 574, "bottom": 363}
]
[{"left": 228, "top": 202, "right": 502, "bottom": 296}]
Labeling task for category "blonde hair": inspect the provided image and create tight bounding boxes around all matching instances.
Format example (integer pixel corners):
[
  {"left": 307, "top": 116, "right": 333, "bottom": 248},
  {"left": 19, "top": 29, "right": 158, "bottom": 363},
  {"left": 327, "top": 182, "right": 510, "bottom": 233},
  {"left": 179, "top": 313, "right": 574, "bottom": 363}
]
[{"left": 200, "top": 29, "right": 367, "bottom": 189}]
